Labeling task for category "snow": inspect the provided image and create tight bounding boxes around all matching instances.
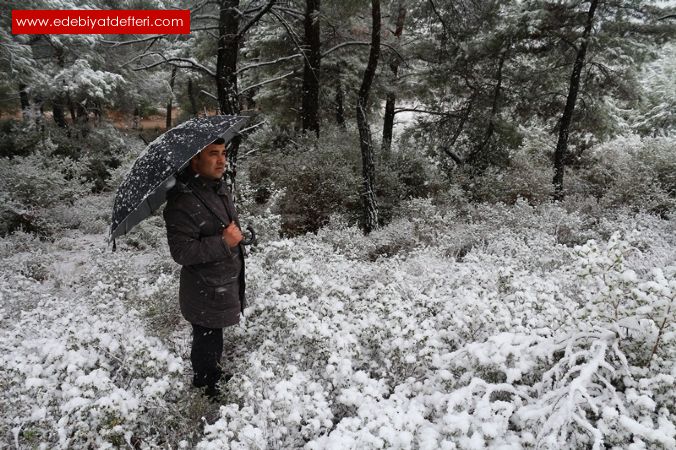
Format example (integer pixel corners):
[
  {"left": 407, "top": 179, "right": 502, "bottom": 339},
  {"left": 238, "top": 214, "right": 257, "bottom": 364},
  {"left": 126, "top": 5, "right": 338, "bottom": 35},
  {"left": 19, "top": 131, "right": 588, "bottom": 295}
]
[{"left": 2, "top": 192, "right": 675, "bottom": 447}]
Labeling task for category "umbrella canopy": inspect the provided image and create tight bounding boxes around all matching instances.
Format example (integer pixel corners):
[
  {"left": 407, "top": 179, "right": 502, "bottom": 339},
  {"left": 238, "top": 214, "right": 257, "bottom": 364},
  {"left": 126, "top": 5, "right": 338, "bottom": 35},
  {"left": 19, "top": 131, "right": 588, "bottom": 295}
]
[{"left": 109, "top": 115, "right": 249, "bottom": 242}]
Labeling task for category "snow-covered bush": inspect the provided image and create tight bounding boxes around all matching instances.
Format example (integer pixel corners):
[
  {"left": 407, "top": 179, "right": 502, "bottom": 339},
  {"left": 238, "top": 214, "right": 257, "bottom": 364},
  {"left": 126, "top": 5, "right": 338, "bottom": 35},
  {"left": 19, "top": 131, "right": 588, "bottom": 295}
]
[
  {"left": 77, "top": 124, "right": 132, "bottom": 193},
  {"left": 0, "top": 271, "right": 185, "bottom": 449},
  {"left": 0, "top": 150, "right": 93, "bottom": 236},
  {"left": 515, "top": 328, "right": 675, "bottom": 450},
  {"left": 232, "top": 170, "right": 283, "bottom": 245},
  {"left": 192, "top": 205, "right": 675, "bottom": 449},
  {"left": 574, "top": 135, "right": 676, "bottom": 215},
  {"left": 0, "top": 228, "right": 227, "bottom": 448},
  {"left": 0, "top": 122, "right": 139, "bottom": 237},
  {"left": 465, "top": 144, "right": 555, "bottom": 205},
  {"left": 247, "top": 126, "right": 362, "bottom": 235},
  {"left": 576, "top": 232, "right": 676, "bottom": 367}
]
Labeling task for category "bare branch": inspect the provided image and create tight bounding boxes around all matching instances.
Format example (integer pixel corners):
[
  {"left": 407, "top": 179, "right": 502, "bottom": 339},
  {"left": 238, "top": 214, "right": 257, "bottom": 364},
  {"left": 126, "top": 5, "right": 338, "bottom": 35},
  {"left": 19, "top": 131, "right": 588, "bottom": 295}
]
[
  {"left": 141, "top": 36, "right": 161, "bottom": 54},
  {"left": 428, "top": 0, "right": 451, "bottom": 41}
]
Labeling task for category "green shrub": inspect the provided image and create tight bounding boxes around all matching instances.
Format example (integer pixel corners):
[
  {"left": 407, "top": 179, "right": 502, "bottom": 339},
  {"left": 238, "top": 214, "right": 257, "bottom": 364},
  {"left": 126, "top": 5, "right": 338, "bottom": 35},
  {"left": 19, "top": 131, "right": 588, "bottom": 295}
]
[{"left": 247, "top": 126, "right": 362, "bottom": 236}]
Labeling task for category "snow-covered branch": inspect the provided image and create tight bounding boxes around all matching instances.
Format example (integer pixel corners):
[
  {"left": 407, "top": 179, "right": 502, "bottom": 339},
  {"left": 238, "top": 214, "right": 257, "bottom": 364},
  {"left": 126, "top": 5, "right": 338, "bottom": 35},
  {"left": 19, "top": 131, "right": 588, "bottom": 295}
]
[
  {"left": 240, "top": 70, "right": 297, "bottom": 94},
  {"left": 270, "top": 10, "right": 308, "bottom": 68},
  {"left": 235, "top": 54, "right": 303, "bottom": 75},
  {"left": 131, "top": 53, "right": 216, "bottom": 78},
  {"left": 321, "top": 41, "right": 405, "bottom": 64},
  {"left": 102, "top": 35, "right": 167, "bottom": 47},
  {"left": 393, "top": 108, "right": 462, "bottom": 117},
  {"left": 237, "top": 0, "right": 277, "bottom": 40},
  {"left": 200, "top": 89, "right": 218, "bottom": 100},
  {"left": 272, "top": 5, "right": 304, "bottom": 20}
]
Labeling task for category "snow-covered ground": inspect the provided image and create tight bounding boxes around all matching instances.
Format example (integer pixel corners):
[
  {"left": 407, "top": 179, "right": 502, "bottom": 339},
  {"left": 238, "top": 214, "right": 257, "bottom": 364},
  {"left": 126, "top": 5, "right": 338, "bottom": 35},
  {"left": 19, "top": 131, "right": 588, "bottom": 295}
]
[{"left": 1, "top": 195, "right": 675, "bottom": 448}]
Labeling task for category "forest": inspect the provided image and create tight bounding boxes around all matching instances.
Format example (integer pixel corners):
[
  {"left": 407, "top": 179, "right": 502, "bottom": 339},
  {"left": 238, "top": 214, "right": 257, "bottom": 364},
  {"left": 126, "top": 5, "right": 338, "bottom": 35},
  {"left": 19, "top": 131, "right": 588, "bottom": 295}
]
[{"left": 1, "top": 0, "right": 675, "bottom": 448}]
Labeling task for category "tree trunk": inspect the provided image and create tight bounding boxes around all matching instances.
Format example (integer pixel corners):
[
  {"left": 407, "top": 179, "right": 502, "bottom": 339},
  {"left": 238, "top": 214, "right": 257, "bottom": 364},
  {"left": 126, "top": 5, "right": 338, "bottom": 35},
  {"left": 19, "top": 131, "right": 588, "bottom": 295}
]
[
  {"left": 166, "top": 66, "right": 178, "bottom": 129},
  {"left": 132, "top": 105, "right": 140, "bottom": 130},
  {"left": 216, "top": 0, "right": 241, "bottom": 116},
  {"left": 470, "top": 49, "right": 507, "bottom": 168},
  {"left": 187, "top": 78, "right": 199, "bottom": 117},
  {"left": 19, "top": 84, "right": 30, "bottom": 121},
  {"left": 52, "top": 95, "right": 67, "bottom": 128},
  {"left": 382, "top": 92, "right": 396, "bottom": 154},
  {"left": 50, "top": 38, "right": 68, "bottom": 129},
  {"left": 335, "top": 74, "right": 345, "bottom": 128},
  {"left": 381, "top": 3, "right": 406, "bottom": 154},
  {"left": 76, "top": 103, "right": 88, "bottom": 122},
  {"left": 553, "top": 0, "right": 599, "bottom": 200},
  {"left": 216, "top": 0, "right": 242, "bottom": 195},
  {"left": 67, "top": 93, "right": 77, "bottom": 124},
  {"left": 76, "top": 102, "right": 89, "bottom": 137},
  {"left": 445, "top": 99, "right": 473, "bottom": 163},
  {"left": 357, "top": 0, "right": 381, "bottom": 234},
  {"left": 301, "top": 0, "right": 321, "bottom": 135},
  {"left": 34, "top": 94, "right": 45, "bottom": 130},
  {"left": 93, "top": 100, "right": 103, "bottom": 121}
]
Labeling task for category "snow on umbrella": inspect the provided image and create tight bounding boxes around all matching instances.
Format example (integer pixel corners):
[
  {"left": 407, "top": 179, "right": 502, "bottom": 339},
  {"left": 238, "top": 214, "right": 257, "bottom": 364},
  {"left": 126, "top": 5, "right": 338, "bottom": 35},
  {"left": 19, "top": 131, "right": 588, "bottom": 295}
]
[{"left": 109, "top": 115, "right": 249, "bottom": 243}]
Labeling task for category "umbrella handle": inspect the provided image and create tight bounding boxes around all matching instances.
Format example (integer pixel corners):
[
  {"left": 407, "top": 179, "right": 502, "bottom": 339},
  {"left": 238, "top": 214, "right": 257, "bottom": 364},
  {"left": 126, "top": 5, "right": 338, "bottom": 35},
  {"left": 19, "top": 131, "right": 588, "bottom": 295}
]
[{"left": 241, "top": 225, "right": 257, "bottom": 246}]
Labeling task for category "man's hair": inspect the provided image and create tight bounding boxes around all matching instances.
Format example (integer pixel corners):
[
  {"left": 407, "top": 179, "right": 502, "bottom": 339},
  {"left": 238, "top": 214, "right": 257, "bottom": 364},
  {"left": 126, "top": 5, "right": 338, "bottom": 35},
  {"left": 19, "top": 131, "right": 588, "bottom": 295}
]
[{"left": 191, "top": 137, "right": 227, "bottom": 163}]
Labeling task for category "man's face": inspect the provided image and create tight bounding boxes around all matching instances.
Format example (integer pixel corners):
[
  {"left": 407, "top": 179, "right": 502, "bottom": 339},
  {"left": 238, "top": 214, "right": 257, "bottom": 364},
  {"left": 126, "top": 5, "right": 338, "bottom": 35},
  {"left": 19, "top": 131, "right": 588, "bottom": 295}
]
[{"left": 191, "top": 143, "right": 227, "bottom": 180}]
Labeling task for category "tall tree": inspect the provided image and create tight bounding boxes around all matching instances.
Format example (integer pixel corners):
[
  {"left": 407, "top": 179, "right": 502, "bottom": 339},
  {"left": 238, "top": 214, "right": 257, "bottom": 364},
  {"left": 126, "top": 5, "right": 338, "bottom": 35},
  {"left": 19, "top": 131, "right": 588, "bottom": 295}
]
[
  {"left": 552, "top": 0, "right": 599, "bottom": 200},
  {"left": 399, "top": 0, "right": 672, "bottom": 181},
  {"left": 166, "top": 66, "right": 178, "bottom": 129},
  {"left": 186, "top": 76, "right": 199, "bottom": 118},
  {"left": 216, "top": 0, "right": 242, "bottom": 115},
  {"left": 357, "top": 0, "right": 381, "bottom": 233},
  {"left": 334, "top": 64, "right": 345, "bottom": 128},
  {"left": 381, "top": 0, "right": 406, "bottom": 154},
  {"left": 402, "top": 0, "right": 523, "bottom": 170},
  {"left": 301, "top": 0, "right": 321, "bottom": 134}
]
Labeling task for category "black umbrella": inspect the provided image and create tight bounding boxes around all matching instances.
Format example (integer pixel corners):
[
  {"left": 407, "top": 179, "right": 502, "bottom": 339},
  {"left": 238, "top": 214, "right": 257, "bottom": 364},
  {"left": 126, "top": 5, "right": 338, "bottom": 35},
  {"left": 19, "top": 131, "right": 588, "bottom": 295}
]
[{"left": 109, "top": 115, "right": 250, "bottom": 245}]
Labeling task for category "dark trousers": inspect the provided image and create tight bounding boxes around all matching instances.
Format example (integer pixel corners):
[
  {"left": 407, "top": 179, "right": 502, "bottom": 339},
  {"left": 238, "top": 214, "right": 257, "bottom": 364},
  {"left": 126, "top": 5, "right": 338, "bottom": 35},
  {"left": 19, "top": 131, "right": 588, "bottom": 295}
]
[{"left": 190, "top": 323, "right": 223, "bottom": 390}]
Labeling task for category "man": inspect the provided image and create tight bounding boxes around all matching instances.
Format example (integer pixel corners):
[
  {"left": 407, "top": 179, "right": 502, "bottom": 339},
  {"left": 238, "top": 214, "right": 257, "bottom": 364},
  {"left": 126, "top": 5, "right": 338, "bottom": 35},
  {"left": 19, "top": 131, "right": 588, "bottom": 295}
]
[{"left": 163, "top": 137, "right": 245, "bottom": 401}]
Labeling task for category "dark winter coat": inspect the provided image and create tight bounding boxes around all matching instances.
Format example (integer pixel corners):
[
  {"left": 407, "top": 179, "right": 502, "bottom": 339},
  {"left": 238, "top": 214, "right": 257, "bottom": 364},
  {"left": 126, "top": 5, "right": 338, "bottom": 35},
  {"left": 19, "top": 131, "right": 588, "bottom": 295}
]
[{"left": 163, "top": 169, "right": 246, "bottom": 328}]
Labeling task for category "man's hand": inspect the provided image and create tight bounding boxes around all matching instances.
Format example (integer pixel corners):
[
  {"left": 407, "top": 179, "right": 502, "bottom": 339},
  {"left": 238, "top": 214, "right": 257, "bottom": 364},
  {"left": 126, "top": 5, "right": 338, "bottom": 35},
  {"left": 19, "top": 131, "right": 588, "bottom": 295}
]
[{"left": 222, "top": 221, "right": 243, "bottom": 247}]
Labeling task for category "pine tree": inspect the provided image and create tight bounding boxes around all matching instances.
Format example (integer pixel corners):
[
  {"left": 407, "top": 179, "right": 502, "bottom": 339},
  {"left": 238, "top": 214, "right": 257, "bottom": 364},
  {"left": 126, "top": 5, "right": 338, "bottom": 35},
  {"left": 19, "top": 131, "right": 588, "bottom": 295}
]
[{"left": 357, "top": 0, "right": 381, "bottom": 233}]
